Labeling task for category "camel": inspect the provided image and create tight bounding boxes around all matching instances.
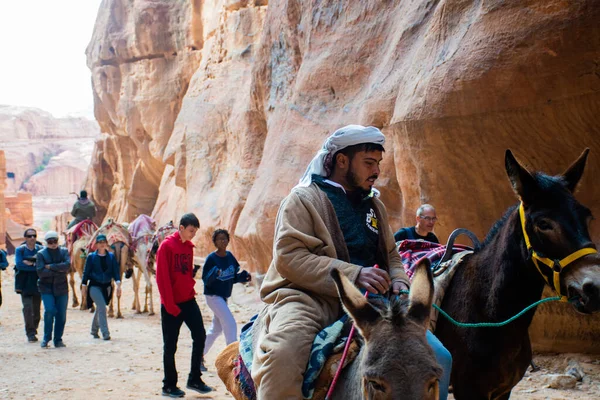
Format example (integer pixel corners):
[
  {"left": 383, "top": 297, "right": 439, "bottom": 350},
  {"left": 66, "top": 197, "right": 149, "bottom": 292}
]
[
  {"left": 216, "top": 259, "right": 441, "bottom": 400},
  {"left": 64, "top": 219, "right": 98, "bottom": 308},
  {"left": 127, "top": 218, "right": 177, "bottom": 316},
  {"left": 128, "top": 214, "right": 158, "bottom": 315}
]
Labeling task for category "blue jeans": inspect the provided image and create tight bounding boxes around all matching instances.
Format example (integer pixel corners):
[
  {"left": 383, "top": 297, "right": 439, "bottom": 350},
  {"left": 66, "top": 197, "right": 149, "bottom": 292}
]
[
  {"left": 427, "top": 330, "right": 452, "bottom": 400},
  {"left": 41, "top": 293, "right": 68, "bottom": 344}
]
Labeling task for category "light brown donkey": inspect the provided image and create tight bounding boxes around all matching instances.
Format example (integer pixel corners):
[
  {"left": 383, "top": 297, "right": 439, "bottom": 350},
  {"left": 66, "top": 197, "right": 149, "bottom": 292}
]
[{"left": 216, "top": 259, "right": 441, "bottom": 400}]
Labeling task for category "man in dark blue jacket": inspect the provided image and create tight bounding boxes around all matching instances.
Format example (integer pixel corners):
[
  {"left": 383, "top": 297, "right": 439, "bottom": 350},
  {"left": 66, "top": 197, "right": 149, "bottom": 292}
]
[
  {"left": 15, "top": 228, "right": 43, "bottom": 342},
  {"left": 81, "top": 234, "right": 122, "bottom": 341},
  {"left": 36, "top": 231, "right": 71, "bottom": 348}
]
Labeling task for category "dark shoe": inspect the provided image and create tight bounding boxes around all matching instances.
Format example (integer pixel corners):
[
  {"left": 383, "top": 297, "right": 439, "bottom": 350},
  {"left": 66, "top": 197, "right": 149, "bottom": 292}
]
[
  {"left": 54, "top": 341, "right": 66, "bottom": 348},
  {"left": 28, "top": 336, "right": 38, "bottom": 343},
  {"left": 162, "top": 387, "right": 185, "bottom": 398},
  {"left": 91, "top": 332, "right": 100, "bottom": 339},
  {"left": 186, "top": 379, "right": 213, "bottom": 394},
  {"left": 200, "top": 359, "right": 208, "bottom": 372},
  {"left": 103, "top": 335, "right": 111, "bottom": 341},
  {"left": 40, "top": 340, "right": 49, "bottom": 348}
]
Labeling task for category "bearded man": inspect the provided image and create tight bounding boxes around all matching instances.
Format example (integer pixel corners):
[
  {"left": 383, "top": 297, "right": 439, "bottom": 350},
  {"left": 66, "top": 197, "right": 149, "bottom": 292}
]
[{"left": 251, "top": 125, "right": 412, "bottom": 398}]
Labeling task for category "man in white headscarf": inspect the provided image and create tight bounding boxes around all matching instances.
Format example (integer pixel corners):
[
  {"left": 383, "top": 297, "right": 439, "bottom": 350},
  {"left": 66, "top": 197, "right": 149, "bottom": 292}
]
[{"left": 251, "top": 125, "right": 411, "bottom": 399}]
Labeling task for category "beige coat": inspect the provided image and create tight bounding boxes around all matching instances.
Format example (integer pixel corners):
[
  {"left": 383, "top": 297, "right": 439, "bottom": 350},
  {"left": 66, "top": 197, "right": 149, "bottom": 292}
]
[
  {"left": 260, "top": 183, "right": 409, "bottom": 304},
  {"left": 252, "top": 183, "right": 409, "bottom": 399}
]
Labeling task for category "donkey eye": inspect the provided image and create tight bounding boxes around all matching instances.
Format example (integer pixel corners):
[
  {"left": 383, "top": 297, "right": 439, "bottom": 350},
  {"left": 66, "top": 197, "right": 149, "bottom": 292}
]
[
  {"left": 428, "top": 379, "right": 439, "bottom": 392},
  {"left": 536, "top": 219, "right": 553, "bottom": 231},
  {"left": 368, "top": 380, "right": 387, "bottom": 392}
]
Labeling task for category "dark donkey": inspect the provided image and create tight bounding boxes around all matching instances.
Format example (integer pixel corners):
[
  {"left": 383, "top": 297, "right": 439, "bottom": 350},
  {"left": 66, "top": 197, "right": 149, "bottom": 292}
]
[{"left": 436, "top": 149, "right": 600, "bottom": 399}]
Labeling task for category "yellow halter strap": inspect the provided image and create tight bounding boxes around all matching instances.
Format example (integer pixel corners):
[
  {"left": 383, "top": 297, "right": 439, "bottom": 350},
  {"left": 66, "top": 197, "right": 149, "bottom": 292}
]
[{"left": 518, "top": 202, "right": 597, "bottom": 302}]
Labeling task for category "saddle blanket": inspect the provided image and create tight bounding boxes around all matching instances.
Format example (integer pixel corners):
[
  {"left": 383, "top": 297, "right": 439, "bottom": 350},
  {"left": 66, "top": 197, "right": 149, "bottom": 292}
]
[
  {"left": 398, "top": 239, "right": 473, "bottom": 331},
  {"left": 238, "top": 313, "right": 352, "bottom": 399},
  {"left": 398, "top": 239, "right": 472, "bottom": 279}
]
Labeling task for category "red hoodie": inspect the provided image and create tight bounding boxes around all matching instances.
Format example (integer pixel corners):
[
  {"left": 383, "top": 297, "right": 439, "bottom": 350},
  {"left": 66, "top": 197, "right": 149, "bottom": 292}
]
[{"left": 156, "top": 231, "right": 196, "bottom": 316}]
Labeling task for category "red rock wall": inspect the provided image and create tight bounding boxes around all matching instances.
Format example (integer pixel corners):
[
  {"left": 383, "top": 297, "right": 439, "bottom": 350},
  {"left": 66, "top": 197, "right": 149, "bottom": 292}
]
[{"left": 86, "top": 0, "right": 600, "bottom": 353}]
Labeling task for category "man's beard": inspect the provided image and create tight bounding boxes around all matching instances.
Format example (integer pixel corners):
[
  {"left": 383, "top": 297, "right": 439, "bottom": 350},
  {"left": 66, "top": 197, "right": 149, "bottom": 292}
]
[{"left": 345, "top": 167, "right": 373, "bottom": 197}]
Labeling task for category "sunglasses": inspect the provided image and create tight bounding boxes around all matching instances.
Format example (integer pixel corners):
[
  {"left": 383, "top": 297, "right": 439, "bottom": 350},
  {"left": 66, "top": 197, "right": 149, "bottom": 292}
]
[
  {"left": 46, "top": 239, "right": 58, "bottom": 245},
  {"left": 26, "top": 234, "right": 37, "bottom": 238}
]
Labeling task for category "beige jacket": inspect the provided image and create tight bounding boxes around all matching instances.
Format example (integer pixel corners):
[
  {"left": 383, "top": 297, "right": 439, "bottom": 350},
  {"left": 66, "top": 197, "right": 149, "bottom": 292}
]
[{"left": 260, "top": 183, "right": 409, "bottom": 304}]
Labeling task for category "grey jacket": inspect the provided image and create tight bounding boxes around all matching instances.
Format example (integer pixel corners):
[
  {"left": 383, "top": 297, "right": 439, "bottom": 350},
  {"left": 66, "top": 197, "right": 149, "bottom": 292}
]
[{"left": 36, "top": 247, "right": 71, "bottom": 296}]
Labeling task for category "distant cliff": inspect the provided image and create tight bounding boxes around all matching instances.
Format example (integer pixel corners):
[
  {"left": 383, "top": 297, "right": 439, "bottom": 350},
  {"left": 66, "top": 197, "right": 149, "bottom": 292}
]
[{"left": 0, "top": 105, "right": 99, "bottom": 194}]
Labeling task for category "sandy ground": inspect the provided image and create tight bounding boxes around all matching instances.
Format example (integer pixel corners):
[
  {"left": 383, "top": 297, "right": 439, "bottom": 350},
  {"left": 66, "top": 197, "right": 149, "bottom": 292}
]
[{"left": 1, "top": 262, "right": 599, "bottom": 400}]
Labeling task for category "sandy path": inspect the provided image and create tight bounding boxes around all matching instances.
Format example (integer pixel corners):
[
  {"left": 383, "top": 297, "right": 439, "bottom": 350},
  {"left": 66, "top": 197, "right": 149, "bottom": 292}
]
[{"left": 0, "top": 263, "right": 598, "bottom": 400}]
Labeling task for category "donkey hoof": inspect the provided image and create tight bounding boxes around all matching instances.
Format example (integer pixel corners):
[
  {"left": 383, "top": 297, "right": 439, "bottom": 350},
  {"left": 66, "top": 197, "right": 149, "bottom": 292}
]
[
  {"left": 116, "top": 314, "right": 123, "bottom": 319},
  {"left": 148, "top": 312, "right": 155, "bottom": 316}
]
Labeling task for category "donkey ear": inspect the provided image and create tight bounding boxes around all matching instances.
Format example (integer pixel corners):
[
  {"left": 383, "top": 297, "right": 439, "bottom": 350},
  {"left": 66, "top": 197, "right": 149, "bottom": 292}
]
[
  {"left": 505, "top": 150, "right": 538, "bottom": 204},
  {"left": 562, "top": 148, "right": 589, "bottom": 193},
  {"left": 407, "top": 259, "right": 434, "bottom": 331},
  {"left": 331, "top": 268, "right": 379, "bottom": 340}
]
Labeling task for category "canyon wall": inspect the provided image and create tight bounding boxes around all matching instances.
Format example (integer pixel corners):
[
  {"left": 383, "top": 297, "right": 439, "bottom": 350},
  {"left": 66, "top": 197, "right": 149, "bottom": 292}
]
[
  {"left": 0, "top": 105, "right": 99, "bottom": 193},
  {"left": 86, "top": 0, "right": 600, "bottom": 352}
]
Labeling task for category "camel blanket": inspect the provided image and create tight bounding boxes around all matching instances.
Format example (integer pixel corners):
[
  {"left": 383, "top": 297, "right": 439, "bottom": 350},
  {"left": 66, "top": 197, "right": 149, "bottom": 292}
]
[
  {"left": 128, "top": 214, "right": 155, "bottom": 239},
  {"left": 87, "top": 222, "right": 132, "bottom": 252}
]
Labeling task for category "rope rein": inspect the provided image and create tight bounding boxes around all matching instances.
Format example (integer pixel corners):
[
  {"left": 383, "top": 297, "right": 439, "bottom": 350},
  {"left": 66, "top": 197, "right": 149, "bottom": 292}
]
[{"left": 399, "top": 290, "right": 562, "bottom": 328}]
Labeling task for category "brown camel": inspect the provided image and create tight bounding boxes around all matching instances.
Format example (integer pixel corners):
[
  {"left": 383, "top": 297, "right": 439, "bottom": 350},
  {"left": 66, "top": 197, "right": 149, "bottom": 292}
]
[
  {"left": 130, "top": 234, "right": 156, "bottom": 315},
  {"left": 216, "top": 259, "right": 441, "bottom": 400},
  {"left": 69, "top": 236, "right": 92, "bottom": 309}
]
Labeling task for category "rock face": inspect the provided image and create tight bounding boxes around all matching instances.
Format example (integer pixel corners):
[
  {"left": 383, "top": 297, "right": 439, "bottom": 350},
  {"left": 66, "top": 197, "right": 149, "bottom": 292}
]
[
  {"left": 23, "top": 146, "right": 93, "bottom": 196},
  {"left": 86, "top": 0, "right": 600, "bottom": 352},
  {"left": 85, "top": 0, "right": 203, "bottom": 222},
  {"left": 0, "top": 105, "right": 99, "bottom": 192}
]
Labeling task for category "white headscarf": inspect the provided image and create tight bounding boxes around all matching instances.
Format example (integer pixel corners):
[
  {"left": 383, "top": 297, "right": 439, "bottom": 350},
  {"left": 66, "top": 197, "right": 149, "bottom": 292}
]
[{"left": 296, "top": 125, "right": 386, "bottom": 188}]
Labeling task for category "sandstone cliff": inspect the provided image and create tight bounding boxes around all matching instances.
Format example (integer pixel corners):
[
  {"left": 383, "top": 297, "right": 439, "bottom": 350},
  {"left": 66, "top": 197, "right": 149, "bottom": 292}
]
[
  {"left": 86, "top": 0, "right": 600, "bottom": 352},
  {"left": 0, "top": 105, "right": 99, "bottom": 192}
]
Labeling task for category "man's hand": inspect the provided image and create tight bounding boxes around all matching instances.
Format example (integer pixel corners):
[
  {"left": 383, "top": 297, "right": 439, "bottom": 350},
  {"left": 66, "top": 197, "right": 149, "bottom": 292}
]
[
  {"left": 356, "top": 267, "right": 391, "bottom": 294},
  {"left": 23, "top": 260, "right": 34, "bottom": 266},
  {"left": 392, "top": 281, "right": 410, "bottom": 296}
]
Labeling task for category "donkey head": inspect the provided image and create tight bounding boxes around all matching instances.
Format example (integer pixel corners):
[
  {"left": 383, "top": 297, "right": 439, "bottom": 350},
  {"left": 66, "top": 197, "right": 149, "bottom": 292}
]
[
  {"left": 331, "top": 259, "right": 441, "bottom": 400},
  {"left": 506, "top": 149, "right": 600, "bottom": 314}
]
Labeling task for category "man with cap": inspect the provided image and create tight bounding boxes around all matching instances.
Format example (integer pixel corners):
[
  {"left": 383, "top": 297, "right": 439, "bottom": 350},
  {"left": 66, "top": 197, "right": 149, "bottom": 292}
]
[
  {"left": 251, "top": 125, "right": 412, "bottom": 398},
  {"left": 15, "top": 228, "right": 44, "bottom": 342},
  {"left": 67, "top": 190, "right": 97, "bottom": 228},
  {"left": 36, "top": 231, "right": 71, "bottom": 348},
  {"left": 81, "top": 234, "right": 122, "bottom": 340}
]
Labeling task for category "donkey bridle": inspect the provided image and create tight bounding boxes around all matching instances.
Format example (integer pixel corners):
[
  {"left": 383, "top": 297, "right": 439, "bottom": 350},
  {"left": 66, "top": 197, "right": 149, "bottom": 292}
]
[{"left": 519, "top": 202, "right": 597, "bottom": 301}]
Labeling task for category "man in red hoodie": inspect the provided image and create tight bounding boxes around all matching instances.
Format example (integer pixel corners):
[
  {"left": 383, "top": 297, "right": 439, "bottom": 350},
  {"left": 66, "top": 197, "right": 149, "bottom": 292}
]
[{"left": 156, "top": 213, "right": 213, "bottom": 398}]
